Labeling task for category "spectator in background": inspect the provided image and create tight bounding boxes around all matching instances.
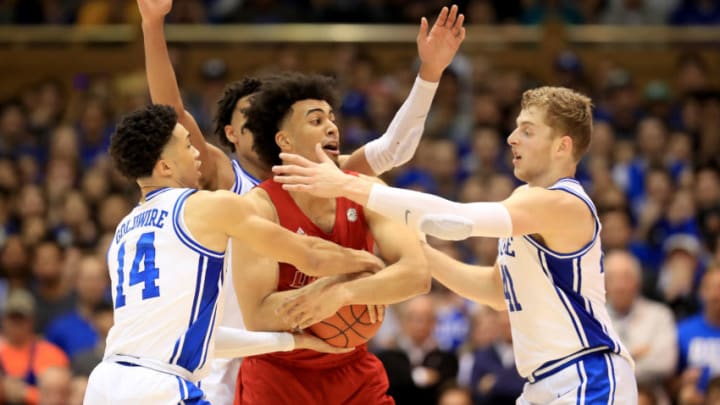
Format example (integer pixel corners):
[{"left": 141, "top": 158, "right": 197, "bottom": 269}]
[
  {"left": 71, "top": 301, "right": 113, "bottom": 377},
  {"left": 436, "top": 382, "right": 473, "bottom": 405},
  {"left": 0, "top": 289, "right": 69, "bottom": 405},
  {"left": 676, "top": 268, "right": 720, "bottom": 386},
  {"left": 377, "top": 295, "right": 459, "bottom": 405},
  {"left": 468, "top": 310, "right": 524, "bottom": 405},
  {"left": 605, "top": 251, "right": 677, "bottom": 402},
  {"left": 45, "top": 254, "right": 108, "bottom": 359},
  {"left": 37, "top": 366, "right": 72, "bottom": 405},
  {"left": 29, "top": 240, "right": 75, "bottom": 333},
  {"left": 657, "top": 234, "right": 704, "bottom": 319}
]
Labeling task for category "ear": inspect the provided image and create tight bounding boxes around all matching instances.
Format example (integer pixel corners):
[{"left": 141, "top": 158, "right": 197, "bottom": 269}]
[
  {"left": 557, "top": 135, "right": 573, "bottom": 157},
  {"left": 224, "top": 125, "right": 238, "bottom": 145},
  {"left": 153, "top": 157, "right": 173, "bottom": 178},
  {"left": 275, "top": 130, "right": 292, "bottom": 152}
]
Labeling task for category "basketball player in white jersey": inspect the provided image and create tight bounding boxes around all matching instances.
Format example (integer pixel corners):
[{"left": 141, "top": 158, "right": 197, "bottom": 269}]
[
  {"left": 83, "top": 104, "right": 383, "bottom": 404},
  {"left": 273, "top": 87, "right": 639, "bottom": 404},
  {"left": 137, "top": 0, "right": 465, "bottom": 402}
]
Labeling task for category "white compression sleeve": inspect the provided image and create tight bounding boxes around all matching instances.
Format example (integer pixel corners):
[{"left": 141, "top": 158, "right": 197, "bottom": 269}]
[
  {"left": 366, "top": 184, "right": 513, "bottom": 240},
  {"left": 363, "top": 76, "right": 439, "bottom": 175},
  {"left": 213, "top": 327, "right": 294, "bottom": 359}
]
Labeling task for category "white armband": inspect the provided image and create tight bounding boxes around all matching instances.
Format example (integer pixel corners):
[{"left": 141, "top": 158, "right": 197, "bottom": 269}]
[
  {"left": 213, "top": 327, "right": 294, "bottom": 359},
  {"left": 366, "top": 184, "right": 513, "bottom": 240},
  {"left": 364, "top": 76, "right": 438, "bottom": 175}
]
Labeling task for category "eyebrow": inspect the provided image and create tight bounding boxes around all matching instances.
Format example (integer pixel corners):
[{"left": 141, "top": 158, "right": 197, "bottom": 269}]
[
  {"left": 305, "top": 107, "right": 333, "bottom": 116},
  {"left": 516, "top": 120, "right": 535, "bottom": 128}
]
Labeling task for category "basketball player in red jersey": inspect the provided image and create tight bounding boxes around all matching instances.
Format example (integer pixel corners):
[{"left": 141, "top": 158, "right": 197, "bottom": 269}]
[{"left": 230, "top": 70, "right": 455, "bottom": 403}]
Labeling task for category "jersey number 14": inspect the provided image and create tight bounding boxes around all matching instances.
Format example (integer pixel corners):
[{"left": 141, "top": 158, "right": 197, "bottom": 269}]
[{"left": 115, "top": 232, "right": 160, "bottom": 308}]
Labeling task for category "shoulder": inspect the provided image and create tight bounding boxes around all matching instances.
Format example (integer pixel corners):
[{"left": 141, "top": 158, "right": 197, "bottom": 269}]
[{"left": 206, "top": 144, "right": 234, "bottom": 191}]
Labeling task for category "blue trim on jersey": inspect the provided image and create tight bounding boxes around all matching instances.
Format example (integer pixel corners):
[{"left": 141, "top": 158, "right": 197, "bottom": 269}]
[
  {"left": 237, "top": 161, "right": 260, "bottom": 186},
  {"left": 176, "top": 376, "right": 186, "bottom": 400},
  {"left": 574, "top": 352, "right": 616, "bottom": 404},
  {"left": 231, "top": 160, "right": 260, "bottom": 195},
  {"left": 175, "top": 255, "right": 224, "bottom": 372},
  {"left": 171, "top": 189, "right": 225, "bottom": 258},
  {"left": 575, "top": 360, "right": 587, "bottom": 404},
  {"left": 230, "top": 161, "right": 242, "bottom": 194},
  {"left": 523, "top": 182, "right": 600, "bottom": 259},
  {"left": 539, "top": 251, "right": 621, "bottom": 353},
  {"left": 145, "top": 187, "right": 172, "bottom": 202},
  {"left": 170, "top": 256, "right": 206, "bottom": 365}
]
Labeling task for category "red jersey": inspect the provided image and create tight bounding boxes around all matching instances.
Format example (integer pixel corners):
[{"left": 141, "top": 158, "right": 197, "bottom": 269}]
[{"left": 254, "top": 177, "right": 374, "bottom": 369}]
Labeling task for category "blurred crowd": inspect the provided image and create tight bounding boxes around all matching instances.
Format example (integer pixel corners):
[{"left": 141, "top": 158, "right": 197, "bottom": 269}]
[
  {"left": 2, "top": 0, "right": 720, "bottom": 25},
  {"left": 1, "top": 22, "right": 720, "bottom": 405}
]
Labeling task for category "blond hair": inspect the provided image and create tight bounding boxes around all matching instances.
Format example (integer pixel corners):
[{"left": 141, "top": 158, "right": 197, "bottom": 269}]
[{"left": 521, "top": 86, "right": 593, "bottom": 161}]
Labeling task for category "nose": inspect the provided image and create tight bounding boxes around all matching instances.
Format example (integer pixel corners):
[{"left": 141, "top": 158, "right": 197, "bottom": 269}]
[
  {"left": 507, "top": 129, "right": 517, "bottom": 146},
  {"left": 192, "top": 144, "right": 200, "bottom": 158}
]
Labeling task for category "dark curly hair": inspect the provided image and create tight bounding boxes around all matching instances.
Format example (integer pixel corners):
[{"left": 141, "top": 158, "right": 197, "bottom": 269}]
[
  {"left": 110, "top": 104, "right": 177, "bottom": 180},
  {"left": 245, "top": 73, "right": 337, "bottom": 167},
  {"left": 213, "top": 77, "right": 263, "bottom": 153}
]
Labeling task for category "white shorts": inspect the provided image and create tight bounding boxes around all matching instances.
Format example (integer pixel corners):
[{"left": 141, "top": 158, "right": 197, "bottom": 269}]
[
  {"left": 200, "top": 358, "right": 241, "bottom": 405},
  {"left": 517, "top": 352, "right": 637, "bottom": 405},
  {"left": 84, "top": 361, "right": 209, "bottom": 404}
]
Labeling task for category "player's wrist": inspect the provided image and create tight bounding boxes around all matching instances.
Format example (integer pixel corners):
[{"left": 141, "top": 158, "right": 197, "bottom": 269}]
[{"left": 418, "top": 64, "right": 443, "bottom": 83}]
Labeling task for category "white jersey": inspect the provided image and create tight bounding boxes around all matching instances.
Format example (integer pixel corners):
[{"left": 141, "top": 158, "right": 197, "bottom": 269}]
[
  {"left": 105, "top": 187, "right": 226, "bottom": 382},
  {"left": 496, "top": 178, "right": 632, "bottom": 379},
  {"left": 202, "top": 160, "right": 260, "bottom": 404}
]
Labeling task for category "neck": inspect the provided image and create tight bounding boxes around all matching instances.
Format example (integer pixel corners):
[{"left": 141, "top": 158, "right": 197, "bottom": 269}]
[
  {"left": 526, "top": 164, "right": 576, "bottom": 188},
  {"left": 137, "top": 178, "right": 184, "bottom": 200},
  {"left": 236, "top": 154, "right": 271, "bottom": 182},
  {"left": 288, "top": 189, "right": 334, "bottom": 213}
]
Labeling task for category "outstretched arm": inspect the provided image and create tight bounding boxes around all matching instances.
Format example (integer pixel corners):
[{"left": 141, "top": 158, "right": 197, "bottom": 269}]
[
  {"left": 214, "top": 327, "right": 352, "bottom": 358},
  {"left": 340, "top": 5, "right": 466, "bottom": 176},
  {"left": 137, "top": 0, "right": 229, "bottom": 189},
  {"left": 422, "top": 243, "right": 505, "bottom": 310},
  {"left": 273, "top": 146, "right": 592, "bottom": 242}
]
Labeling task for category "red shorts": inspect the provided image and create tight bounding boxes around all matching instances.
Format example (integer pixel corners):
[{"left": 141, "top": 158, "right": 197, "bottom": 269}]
[{"left": 234, "top": 351, "right": 394, "bottom": 405}]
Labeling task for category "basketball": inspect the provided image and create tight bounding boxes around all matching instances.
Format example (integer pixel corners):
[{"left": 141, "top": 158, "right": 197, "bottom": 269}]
[{"left": 308, "top": 304, "right": 382, "bottom": 348}]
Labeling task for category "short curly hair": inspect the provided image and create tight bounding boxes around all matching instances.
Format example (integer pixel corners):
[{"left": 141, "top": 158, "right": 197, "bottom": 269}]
[
  {"left": 245, "top": 73, "right": 337, "bottom": 168},
  {"left": 213, "top": 77, "right": 263, "bottom": 153},
  {"left": 110, "top": 104, "right": 177, "bottom": 180}
]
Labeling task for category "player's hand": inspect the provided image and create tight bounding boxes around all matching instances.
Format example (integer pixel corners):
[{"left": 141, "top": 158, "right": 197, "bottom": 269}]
[
  {"left": 137, "top": 0, "right": 172, "bottom": 23},
  {"left": 278, "top": 282, "right": 348, "bottom": 330},
  {"left": 292, "top": 333, "right": 355, "bottom": 354},
  {"left": 366, "top": 304, "right": 385, "bottom": 324},
  {"left": 273, "top": 143, "right": 352, "bottom": 199},
  {"left": 417, "top": 5, "right": 466, "bottom": 81}
]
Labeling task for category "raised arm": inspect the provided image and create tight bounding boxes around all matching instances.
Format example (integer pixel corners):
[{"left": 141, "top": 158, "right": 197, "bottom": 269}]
[
  {"left": 340, "top": 4, "right": 465, "bottom": 176},
  {"left": 137, "top": 0, "right": 229, "bottom": 189}
]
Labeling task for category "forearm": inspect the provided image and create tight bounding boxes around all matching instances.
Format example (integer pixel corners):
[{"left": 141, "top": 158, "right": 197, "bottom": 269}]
[
  {"left": 335, "top": 260, "right": 430, "bottom": 305},
  {"left": 363, "top": 184, "right": 512, "bottom": 239},
  {"left": 303, "top": 236, "right": 380, "bottom": 277},
  {"left": 141, "top": 20, "right": 183, "bottom": 111},
  {"left": 636, "top": 325, "right": 677, "bottom": 380},
  {"left": 244, "top": 288, "right": 302, "bottom": 331},
  {"left": 423, "top": 244, "right": 505, "bottom": 310},
  {"left": 363, "top": 75, "right": 439, "bottom": 174},
  {"left": 214, "top": 327, "right": 294, "bottom": 358}
]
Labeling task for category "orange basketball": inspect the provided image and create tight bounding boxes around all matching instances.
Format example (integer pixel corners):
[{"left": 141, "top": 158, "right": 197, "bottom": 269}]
[{"left": 308, "top": 304, "right": 382, "bottom": 348}]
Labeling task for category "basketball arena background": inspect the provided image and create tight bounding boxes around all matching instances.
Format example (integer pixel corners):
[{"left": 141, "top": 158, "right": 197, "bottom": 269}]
[{"left": 0, "top": 1, "right": 719, "bottom": 404}]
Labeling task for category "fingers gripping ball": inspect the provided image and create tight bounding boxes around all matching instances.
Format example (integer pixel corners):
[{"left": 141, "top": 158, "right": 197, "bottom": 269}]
[{"left": 308, "top": 304, "right": 382, "bottom": 348}]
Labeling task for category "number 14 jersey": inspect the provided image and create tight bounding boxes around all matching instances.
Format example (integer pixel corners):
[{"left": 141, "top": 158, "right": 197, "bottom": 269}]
[{"left": 105, "top": 187, "right": 226, "bottom": 381}]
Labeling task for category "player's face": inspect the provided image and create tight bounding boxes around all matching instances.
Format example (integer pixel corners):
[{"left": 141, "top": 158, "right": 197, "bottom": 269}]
[
  {"left": 162, "top": 123, "right": 201, "bottom": 188},
  {"left": 280, "top": 99, "right": 339, "bottom": 165},
  {"left": 229, "top": 95, "right": 265, "bottom": 166},
  {"left": 506, "top": 106, "right": 559, "bottom": 184}
]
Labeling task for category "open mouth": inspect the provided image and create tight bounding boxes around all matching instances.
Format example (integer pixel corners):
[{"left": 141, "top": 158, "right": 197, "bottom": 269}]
[{"left": 322, "top": 142, "right": 339, "bottom": 155}]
